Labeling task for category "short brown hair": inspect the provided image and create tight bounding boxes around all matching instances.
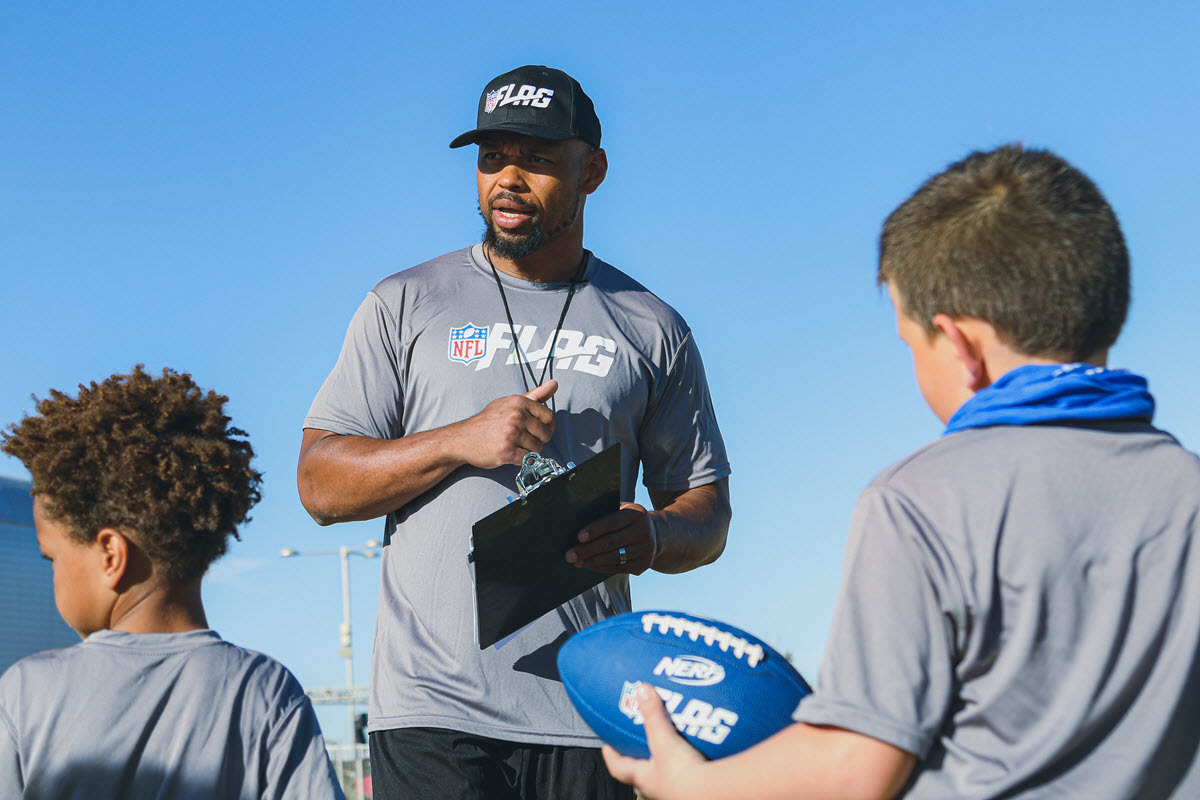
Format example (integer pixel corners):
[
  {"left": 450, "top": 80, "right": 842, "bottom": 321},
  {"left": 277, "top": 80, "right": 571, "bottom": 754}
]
[
  {"left": 2, "top": 366, "right": 262, "bottom": 582},
  {"left": 879, "top": 145, "right": 1129, "bottom": 361}
]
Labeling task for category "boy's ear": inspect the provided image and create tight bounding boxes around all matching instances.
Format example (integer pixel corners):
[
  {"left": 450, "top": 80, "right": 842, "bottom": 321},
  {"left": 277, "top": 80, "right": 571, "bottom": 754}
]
[
  {"left": 94, "top": 529, "right": 130, "bottom": 590},
  {"left": 931, "top": 313, "right": 989, "bottom": 392}
]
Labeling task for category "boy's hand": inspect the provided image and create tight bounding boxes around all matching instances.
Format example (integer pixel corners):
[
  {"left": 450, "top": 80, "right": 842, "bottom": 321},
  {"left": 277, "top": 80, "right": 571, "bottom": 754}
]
[{"left": 602, "top": 683, "right": 706, "bottom": 800}]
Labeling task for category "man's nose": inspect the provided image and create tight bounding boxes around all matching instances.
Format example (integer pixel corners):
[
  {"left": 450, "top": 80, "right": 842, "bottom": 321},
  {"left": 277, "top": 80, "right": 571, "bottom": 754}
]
[{"left": 497, "top": 164, "right": 528, "bottom": 190}]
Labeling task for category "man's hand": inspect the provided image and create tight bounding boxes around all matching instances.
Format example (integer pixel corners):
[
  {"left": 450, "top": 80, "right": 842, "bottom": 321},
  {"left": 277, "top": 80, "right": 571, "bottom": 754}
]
[
  {"left": 449, "top": 380, "right": 558, "bottom": 469},
  {"left": 298, "top": 380, "right": 559, "bottom": 524},
  {"left": 565, "top": 479, "right": 729, "bottom": 575},
  {"left": 565, "top": 502, "right": 657, "bottom": 574},
  {"left": 602, "top": 683, "right": 705, "bottom": 800}
]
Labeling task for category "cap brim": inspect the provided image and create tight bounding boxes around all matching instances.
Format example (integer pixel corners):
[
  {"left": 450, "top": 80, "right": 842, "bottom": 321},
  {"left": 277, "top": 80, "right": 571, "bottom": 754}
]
[{"left": 449, "top": 123, "right": 579, "bottom": 149}]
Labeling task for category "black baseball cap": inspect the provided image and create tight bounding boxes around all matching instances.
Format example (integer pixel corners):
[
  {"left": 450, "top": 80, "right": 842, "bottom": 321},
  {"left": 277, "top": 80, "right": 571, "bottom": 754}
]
[{"left": 449, "top": 65, "right": 601, "bottom": 149}]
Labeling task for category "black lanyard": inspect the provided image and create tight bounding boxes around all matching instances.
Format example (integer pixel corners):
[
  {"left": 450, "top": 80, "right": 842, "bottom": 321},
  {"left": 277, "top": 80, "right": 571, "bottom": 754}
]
[{"left": 484, "top": 246, "right": 589, "bottom": 395}]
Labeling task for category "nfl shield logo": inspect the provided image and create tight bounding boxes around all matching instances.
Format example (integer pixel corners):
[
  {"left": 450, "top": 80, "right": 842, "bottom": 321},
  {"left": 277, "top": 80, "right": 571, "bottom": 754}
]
[
  {"left": 448, "top": 323, "right": 489, "bottom": 365},
  {"left": 484, "top": 89, "right": 501, "bottom": 114},
  {"left": 619, "top": 681, "right": 644, "bottom": 723}
]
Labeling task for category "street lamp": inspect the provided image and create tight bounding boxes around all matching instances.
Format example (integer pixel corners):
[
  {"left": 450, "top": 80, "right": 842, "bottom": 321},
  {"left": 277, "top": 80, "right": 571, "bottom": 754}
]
[{"left": 280, "top": 539, "right": 381, "bottom": 747}]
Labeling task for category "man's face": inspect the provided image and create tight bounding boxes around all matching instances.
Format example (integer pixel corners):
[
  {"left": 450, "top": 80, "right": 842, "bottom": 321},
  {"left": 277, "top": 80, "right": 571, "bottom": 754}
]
[
  {"left": 34, "top": 497, "right": 108, "bottom": 637},
  {"left": 476, "top": 133, "right": 602, "bottom": 260}
]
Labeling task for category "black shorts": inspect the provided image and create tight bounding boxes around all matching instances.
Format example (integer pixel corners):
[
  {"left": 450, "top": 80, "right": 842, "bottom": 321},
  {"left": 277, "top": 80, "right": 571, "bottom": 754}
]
[{"left": 369, "top": 726, "right": 635, "bottom": 800}]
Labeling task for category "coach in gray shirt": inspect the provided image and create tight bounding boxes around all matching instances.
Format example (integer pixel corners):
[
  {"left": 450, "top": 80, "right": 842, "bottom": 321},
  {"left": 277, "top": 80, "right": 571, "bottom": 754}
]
[{"left": 298, "top": 64, "right": 731, "bottom": 800}]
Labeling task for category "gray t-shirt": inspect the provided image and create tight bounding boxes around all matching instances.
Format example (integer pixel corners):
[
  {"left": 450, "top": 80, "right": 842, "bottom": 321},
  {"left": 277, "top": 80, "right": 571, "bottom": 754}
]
[
  {"left": 795, "top": 422, "right": 1200, "bottom": 798},
  {"left": 0, "top": 629, "right": 344, "bottom": 799},
  {"left": 305, "top": 245, "right": 730, "bottom": 745}
]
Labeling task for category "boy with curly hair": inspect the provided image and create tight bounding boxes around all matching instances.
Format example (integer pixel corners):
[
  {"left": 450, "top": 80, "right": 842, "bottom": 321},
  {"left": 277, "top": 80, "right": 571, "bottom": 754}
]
[
  {"left": 0, "top": 366, "right": 345, "bottom": 799},
  {"left": 604, "top": 146, "right": 1200, "bottom": 798}
]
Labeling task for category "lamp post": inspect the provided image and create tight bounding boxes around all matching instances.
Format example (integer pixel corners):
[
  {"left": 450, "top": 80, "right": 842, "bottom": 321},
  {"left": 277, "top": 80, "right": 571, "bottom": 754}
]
[{"left": 280, "top": 540, "right": 381, "bottom": 748}]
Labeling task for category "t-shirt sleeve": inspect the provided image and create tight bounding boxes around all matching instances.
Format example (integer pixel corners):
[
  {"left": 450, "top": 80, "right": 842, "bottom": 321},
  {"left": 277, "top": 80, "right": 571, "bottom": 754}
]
[
  {"left": 304, "top": 291, "right": 404, "bottom": 439},
  {"left": 262, "top": 693, "right": 346, "bottom": 800},
  {"left": 0, "top": 700, "right": 21, "bottom": 797},
  {"left": 637, "top": 331, "right": 730, "bottom": 492},
  {"left": 792, "top": 485, "right": 963, "bottom": 758}
]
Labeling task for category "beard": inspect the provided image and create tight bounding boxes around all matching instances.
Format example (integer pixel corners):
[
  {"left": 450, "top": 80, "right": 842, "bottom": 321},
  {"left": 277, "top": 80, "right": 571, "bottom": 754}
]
[
  {"left": 480, "top": 183, "right": 582, "bottom": 260},
  {"left": 482, "top": 212, "right": 547, "bottom": 260}
]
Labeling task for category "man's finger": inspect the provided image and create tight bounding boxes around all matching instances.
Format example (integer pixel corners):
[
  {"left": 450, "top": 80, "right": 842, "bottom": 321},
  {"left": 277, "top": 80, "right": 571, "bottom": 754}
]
[
  {"left": 565, "top": 538, "right": 644, "bottom": 574},
  {"left": 524, "top": 399, "right": 557, "bottom": 428},
  {"left": 510, "top": 429, "right": 553, "bottom": 462},
  {"left": 521, "top": 417, "right": 555, "bottom": 448},
  {"left": 578, "top": 506, "right": 644, "bottom": 542},
  {"left": 524, "top": 379, "right": 558, "bottom": 404}
]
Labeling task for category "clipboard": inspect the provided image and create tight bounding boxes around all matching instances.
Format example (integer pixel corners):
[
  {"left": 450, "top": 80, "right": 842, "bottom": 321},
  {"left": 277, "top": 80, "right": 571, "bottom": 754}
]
[{"left": 471, "top": 443, "right": 621, "bottom": 649}]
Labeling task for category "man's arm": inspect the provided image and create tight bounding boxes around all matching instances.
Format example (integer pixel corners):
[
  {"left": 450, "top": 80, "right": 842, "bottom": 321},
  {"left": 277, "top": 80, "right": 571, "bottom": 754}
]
[
  {"left": 565, "top": 477, "right": 731, "bottom": 575},
  {"left": 298, "top": 381, "right": 558, "bottom": 525},
  {"left": 603, "top": 684, "right": 916, "bottom": 800},
  {"left": 564, "top": 327, "right": 731, "bottom": 575}
]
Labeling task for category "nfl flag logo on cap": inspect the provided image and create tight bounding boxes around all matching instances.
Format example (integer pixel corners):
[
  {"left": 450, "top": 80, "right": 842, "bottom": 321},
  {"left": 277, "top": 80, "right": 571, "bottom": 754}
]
[{"left": 450, "top": 65, "right": 601, "bottom": 149}]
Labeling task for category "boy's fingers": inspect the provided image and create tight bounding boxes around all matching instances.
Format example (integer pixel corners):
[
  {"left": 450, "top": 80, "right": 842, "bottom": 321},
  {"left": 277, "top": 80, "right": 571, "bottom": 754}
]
[
  {"left": 601, "top": 744, "right": 638, "bottom": 785},
  {"left": 638, "top": 683, "right": 682, "bottom": 752}
]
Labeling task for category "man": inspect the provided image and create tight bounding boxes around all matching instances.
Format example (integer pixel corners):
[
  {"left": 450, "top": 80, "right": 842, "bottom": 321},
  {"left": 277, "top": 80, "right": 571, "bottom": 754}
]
[{"left": 298, "top": 65, "right": 732, "bottom": 799}]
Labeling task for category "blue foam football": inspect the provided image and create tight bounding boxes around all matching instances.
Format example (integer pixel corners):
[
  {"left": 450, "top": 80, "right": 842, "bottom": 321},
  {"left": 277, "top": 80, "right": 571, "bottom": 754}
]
[{"left": 557, "top": 610, "right": 812, "bottom": 759}]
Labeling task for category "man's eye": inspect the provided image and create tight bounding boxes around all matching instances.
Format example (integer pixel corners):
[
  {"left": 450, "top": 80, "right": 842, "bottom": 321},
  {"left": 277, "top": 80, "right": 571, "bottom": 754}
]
[{"left": 529, "top": 155, "right": 549, "bottom": 164}]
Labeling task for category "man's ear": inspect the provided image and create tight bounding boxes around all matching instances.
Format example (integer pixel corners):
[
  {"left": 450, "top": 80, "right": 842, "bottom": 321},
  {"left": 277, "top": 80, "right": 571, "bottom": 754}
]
[
  {"left": 94, "top": 529, "right": 130, "bottom": 590},
  {"left": 582, "top": 147, "right": 607, "bottom": 194},
  {"left": 931, "top": 313, "right": 989, "bottom": 392}
]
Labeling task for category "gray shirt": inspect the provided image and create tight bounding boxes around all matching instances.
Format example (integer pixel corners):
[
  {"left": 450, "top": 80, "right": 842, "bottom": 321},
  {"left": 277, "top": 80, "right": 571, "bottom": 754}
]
[
  {"left": 0, "top": 629, "right": 344, "bottom": 799},
  {"left": 305, "top": 245, "right": 730, "bottom": 745},
  {"left": 795, "top": 422, "right": 1200, "bottom": 798}
]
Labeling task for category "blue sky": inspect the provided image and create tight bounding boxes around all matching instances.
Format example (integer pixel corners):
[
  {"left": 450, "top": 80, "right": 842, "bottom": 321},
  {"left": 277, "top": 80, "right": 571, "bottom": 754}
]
[{"left": 3, "top": 2, "right": 1198, "bottom": 744}]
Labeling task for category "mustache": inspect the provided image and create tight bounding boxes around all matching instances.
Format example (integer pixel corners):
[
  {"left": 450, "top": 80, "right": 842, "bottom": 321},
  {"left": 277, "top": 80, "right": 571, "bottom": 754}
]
[{"left": 488, "top": 192, "right": 537, "bottom": 214}]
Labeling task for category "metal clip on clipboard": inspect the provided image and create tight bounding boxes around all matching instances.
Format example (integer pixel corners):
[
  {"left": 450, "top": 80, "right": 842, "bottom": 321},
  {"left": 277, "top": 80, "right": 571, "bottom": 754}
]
[{"left": 508, "top": 452, "right": 576, "bottom": 503}]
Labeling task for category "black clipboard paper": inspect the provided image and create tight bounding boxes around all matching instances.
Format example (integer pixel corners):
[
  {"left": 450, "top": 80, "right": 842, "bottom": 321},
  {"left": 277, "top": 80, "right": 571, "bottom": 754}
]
[{"left": 472, "top": 443, "right": 621, "bottom": 649}]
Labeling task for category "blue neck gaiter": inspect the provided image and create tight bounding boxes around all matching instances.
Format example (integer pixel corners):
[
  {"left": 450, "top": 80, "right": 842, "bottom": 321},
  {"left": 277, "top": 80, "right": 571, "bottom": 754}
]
[{"left": 944, "top": 363, "right": 1155, "bottom": 435}]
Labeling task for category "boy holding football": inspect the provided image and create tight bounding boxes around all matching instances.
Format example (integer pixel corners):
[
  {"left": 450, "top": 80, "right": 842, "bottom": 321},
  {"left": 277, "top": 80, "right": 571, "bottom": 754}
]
[
  {"left": 0, "top": 366, "right": 345, "bottom": 799},
  {"left": 604, "top": 145, "right": 1200, "bottom": 798}
]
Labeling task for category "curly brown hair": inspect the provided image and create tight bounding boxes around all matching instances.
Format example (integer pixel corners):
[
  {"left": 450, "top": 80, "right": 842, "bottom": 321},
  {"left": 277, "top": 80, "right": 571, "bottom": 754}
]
[{"left": 1, "top": 366, "right": 263, "bottom": 582}]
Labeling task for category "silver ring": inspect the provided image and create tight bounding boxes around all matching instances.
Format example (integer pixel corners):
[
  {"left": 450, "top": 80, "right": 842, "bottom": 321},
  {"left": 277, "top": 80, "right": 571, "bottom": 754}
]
[{"left": 618, "top": 547, "right": 628, "bottom": 566}]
